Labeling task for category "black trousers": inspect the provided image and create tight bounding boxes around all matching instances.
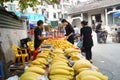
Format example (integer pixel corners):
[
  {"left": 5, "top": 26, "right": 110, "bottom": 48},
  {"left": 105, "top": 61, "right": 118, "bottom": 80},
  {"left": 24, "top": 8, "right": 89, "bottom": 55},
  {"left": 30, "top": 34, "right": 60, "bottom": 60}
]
[{"left": 85, "top": 46, "right": 92, "bottom": 60}]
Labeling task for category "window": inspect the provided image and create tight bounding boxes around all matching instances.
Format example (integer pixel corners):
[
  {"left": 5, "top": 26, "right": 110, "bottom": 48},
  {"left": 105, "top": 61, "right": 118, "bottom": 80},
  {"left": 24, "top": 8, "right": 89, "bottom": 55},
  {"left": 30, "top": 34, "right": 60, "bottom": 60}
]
[
  {"left": 47, "top": 12, "right": 49, "bottom": 18},
  {"left": 53, "top": 13, "right": 57, "bottom": 18},
  {"left": 58, "top": 12, "right": 61, "bottom": 19},
  {"left": 8, "top": 4, "right": 15, "bottom": 12},
  {"left": 116, "top": 6, "right": 120, "bottom": 10},
  {"left": 35, "top": 8, "right": 38, "bottom": 14}
]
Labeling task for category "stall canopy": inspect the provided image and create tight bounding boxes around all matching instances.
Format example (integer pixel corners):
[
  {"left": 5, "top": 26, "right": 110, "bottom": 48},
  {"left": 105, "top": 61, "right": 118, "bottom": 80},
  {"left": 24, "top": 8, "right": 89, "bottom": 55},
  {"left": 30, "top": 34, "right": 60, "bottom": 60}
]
[
  {"left": 15, "top": 12, "right": 45, "bottom": 21},
  {"left": 25, "top": 14, "right": 45, "bottom": 21},
  {"left": 113, "top": 12, "right": 120, "bottom": 17}
]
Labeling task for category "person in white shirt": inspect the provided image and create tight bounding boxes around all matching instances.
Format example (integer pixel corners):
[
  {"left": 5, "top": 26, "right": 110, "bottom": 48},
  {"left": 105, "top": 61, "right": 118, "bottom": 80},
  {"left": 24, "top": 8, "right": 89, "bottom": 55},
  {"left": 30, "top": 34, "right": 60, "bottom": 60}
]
[
  {"left": 74, "top": 26, "right": 79, "bottom": 35},
  {"left": 74, "top": 26, "right": 80, "bottom": 42}
]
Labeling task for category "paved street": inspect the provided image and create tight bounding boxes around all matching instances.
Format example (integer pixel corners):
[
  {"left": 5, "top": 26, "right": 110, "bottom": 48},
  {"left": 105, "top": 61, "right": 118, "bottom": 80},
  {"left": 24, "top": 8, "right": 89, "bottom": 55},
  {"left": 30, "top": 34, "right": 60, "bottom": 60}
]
[{"left": 92, "top": 32, "right": 120, "bottom": 80}]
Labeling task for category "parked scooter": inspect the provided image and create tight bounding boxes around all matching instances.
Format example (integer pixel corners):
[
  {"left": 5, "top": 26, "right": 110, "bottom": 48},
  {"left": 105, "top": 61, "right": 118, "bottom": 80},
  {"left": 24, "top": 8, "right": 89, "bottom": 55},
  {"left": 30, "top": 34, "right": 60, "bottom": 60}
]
[{"left": 100, "top": 30, "right": 108, "bottom": 43}]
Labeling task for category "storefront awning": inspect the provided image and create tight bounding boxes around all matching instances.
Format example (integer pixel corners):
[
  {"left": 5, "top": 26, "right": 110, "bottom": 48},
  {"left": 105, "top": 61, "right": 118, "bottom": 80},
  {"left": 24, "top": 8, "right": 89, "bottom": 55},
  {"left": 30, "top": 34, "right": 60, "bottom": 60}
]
[
  {"left": 15, "top": 12, "right": 45, "bottom": 21},
  {"left": 26, "top": 14, "right": 45, "bottom": 21},
  {"left": 113, "top": 12, "right": 120, "bottom": 17}
]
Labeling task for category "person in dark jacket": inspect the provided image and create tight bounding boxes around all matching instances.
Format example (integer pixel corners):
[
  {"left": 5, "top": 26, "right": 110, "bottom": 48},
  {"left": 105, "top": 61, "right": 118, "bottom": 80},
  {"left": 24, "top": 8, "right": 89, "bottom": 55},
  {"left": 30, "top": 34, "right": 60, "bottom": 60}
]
[
  {"left": 96, "top": 20, "right": 102, "bottom": 43},
  {"left": 34, "top": 20, "right": 51, "bottom": 50},
  {"left": 80, "top": 21, "right": 93, "bottom": 62},
  {"left": 61, "top": 19, "right": 75, "bottom": 44}
]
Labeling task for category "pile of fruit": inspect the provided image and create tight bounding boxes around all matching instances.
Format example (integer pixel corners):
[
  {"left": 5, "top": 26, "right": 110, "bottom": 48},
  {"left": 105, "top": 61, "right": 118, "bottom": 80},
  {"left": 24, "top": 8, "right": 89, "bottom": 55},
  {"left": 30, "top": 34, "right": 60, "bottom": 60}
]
[
  {"left": 49, "top": 49, "right": 74, "bottom": 80},
  {"left": 19, "top": 42, "right": 108, "bottom": 80},
  {"left": 65, "top": 48, "right": 81, "bottom": 57},
  {"left": 76, "top": 70, "right": 108, "bottom": 80},
  {"left": 63, "top": 48, "right": 108, "bottom": 80},
  {"left": 19, "top": 49, "right": 51, "bottom": 80},
  {"left": 73, "top": 59, "right": 98, "bottom": 74},
  {"left": 41, "top": 38, "right": 77, "bottom": 50}
]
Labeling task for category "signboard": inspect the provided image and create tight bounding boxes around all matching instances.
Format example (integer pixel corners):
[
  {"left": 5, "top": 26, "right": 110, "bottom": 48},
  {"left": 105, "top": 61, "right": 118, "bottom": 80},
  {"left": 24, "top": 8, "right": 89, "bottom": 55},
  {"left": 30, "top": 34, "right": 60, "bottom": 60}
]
[{"left": 51, "top": 21, "right": 58, "bottom": 27}]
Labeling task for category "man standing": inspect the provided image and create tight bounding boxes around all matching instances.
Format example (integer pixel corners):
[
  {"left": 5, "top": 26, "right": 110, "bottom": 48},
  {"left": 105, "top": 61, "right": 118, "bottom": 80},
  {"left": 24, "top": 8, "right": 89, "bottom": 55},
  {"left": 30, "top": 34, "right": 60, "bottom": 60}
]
[
  {"left": 34, "top": 20, "right": 50, "bottom": 50},
  {"left": 95, "top": 20, "right": 102, "bottom": 43}
]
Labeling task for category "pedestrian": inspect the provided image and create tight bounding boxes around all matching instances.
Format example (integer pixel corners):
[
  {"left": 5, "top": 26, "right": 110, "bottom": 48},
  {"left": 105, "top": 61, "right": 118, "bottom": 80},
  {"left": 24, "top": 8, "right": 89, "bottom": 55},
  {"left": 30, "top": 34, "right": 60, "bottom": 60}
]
[
  {"left": 74, "top": 25, "right": 79, "bottom": 35},
  {"left": 61, "top": 19, "right": 75, "bottom": 44},
  {"left": 74, "top": 25, "right": 80, "bottom": 42},
  {"left": 92, "top": 20, "right": 95, "bottom": 31},
  {"left": 34, "top": 20, "right": 51, "bottom": 50},
  {"left": 80, "top": 20, "right": 93, "bottom": 62},
  {"left": 95, "top": 20, "right": 102, "bottom": 43}
]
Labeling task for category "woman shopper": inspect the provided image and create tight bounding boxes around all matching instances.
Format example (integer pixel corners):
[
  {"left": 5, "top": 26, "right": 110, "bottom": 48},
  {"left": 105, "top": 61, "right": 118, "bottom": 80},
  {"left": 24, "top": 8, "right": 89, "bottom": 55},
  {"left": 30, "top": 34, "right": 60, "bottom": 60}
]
[
  {"left": 61, "top": 19, "right": 75, "bottom": 44},
  {"left": 80, "top": 21, "right": 93, "bottom": 62}
]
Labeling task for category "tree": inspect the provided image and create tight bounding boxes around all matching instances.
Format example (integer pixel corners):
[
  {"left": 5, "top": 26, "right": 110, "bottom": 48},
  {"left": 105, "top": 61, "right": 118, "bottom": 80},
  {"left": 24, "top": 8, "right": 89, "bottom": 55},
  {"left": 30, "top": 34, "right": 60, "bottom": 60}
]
[{"left": 0, "top": 0, "right": 59, "bottom": 11}]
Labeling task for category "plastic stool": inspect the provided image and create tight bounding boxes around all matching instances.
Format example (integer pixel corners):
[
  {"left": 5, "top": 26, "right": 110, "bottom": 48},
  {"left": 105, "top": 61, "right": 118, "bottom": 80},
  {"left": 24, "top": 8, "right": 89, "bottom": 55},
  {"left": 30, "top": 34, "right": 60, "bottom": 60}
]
[{"left": 0, "top": 61, "right": 4, "bottom": 78}]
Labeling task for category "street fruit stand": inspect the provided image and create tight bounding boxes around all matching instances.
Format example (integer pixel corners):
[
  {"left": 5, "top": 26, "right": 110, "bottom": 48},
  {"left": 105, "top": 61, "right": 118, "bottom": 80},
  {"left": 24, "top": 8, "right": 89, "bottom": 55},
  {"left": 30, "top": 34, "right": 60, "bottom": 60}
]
[{"left": 19, "top": 38, "right": 109, "bottom": 80}]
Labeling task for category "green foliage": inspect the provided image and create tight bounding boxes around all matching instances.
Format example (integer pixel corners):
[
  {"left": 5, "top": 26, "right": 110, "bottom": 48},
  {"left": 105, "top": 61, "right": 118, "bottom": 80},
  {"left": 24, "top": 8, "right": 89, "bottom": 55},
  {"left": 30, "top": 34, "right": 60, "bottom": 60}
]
[
  {"left": 0, "top": 0, "right": 59, "bottom": 11},
  {"left": 19, "top": 0, "right": 41, "bottom": 11}
]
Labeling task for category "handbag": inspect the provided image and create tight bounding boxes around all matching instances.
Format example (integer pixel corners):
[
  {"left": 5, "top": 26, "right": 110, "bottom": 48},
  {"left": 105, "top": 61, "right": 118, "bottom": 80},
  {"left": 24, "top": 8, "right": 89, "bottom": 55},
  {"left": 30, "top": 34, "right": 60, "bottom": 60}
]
[{"left": 77, "top": 40, "right": 83, "bottom": 49}]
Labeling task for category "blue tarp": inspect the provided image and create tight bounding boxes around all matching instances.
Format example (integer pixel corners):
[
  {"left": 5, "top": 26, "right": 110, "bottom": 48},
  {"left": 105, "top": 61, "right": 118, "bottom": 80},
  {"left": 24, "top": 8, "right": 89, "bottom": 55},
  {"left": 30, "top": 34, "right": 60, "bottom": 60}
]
[
  {"left": 15, "top": 12, "right": 45, "bottom": 21},
  {"left": 113, "top": 12, "right": 120, "bottom": 17},
  {"left": 25, "top": 14, "right": 45, "bottom": 21}
]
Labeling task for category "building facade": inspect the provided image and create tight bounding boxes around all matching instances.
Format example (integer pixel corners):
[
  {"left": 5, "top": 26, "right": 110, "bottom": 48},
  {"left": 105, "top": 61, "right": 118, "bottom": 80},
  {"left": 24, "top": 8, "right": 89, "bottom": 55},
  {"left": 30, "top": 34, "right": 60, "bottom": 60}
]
[
  {"left": 4, "top": 0, "right": 78, "bottom": 26},
  {"left": 68, "top": 0, "right": 120, "bottom": 29}
]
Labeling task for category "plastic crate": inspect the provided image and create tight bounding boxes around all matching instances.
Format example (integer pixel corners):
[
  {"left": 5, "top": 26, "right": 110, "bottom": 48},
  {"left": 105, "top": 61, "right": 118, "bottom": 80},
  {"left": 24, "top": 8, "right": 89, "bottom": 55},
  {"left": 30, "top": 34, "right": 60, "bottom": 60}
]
[{"left": 0, "top": 61, "right": 4, "bottom": 77}]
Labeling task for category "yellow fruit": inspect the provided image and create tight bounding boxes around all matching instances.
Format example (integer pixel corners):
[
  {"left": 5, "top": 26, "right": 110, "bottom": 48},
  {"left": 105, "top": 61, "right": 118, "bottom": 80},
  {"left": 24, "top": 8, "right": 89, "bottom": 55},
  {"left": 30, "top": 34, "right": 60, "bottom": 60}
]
[
  {"left": 52, "top": 56, "right": 68, "bottom": 63},
  {"left": 36, "top": 58, "right": 48, "bottom": 65},
  {"left": 30, "top": 64, "right": 46, "bottom": 68},
  {"left": 50, "top": 69, "right": 71, "bottom": 75},
  {"left": 68, "top": 52, "right": 80, "bottom": 56},
  {"left": 65, "top": 48, "right": 80, "bottom": 54},
  {"left": 76, "top": 75, "right": 79, "bottom": 80},
  {"left": 53, "top": 48, "right": 64, "bottom": 54},
  {"left": 51, "top": 78, "right": 69, "bottom": 80},
  {"left": 72, "top": 60, "right": 92, "bottom": 71},
  {"left": 77, "top": 68, "right": 89, "bottom": 73},
  {"left": 50, "top": 75, "right": 73, "bottom": 80},
  {"left": 51, "top": 59, "right": 68, "bottom": 64},
  {"left": 81, "top": 76, "right": 101, "bottom": 80},
  {"left": 26, "top": 66, "right": 45, "bottom": 75},
  {"left": 50, "top": 65, "right": 73, "bottom": 71},
  {"left": 20, "top": 72, "right": 40, "bottom": 80},
  {"left": 51, "top": 61, "right": 68, "bottom": 66},
  {"left": 57, "top": 54, "right": 66, "bottom": 59},
  {"left": 70, "top": 55, "right": 80, "bottom": 60},
  {"left": 78, "top": 70, "right": 108, "bottom": 80},
  {"left": 31, "top": 60, "right": 40, "bottom": 65},
  {"left": 30, "top": 64, "right": 43, "bottom": 68},
  {"left": 37, "top": 53, "right": 48, "bottom": 58},
  {"left": 41, "top": 39, "right": 76, "bottom": 50}
]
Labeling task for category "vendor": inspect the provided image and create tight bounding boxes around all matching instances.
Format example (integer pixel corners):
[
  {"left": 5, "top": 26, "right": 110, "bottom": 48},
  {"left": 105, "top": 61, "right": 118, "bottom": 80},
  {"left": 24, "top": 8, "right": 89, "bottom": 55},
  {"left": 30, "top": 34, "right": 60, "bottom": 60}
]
[
  {"left": 34, "top": 20, "right": 51, "bottom": 50},
  {"left": 61, "top": 19, "right": 75, "bottom": 44}
]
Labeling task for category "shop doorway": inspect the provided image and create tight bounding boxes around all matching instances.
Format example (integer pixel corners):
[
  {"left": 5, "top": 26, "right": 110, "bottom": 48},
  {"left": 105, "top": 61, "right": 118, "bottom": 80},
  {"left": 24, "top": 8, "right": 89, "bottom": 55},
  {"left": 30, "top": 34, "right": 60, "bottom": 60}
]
[
  {"left": 91, "top": 14, "right": 101, "bottom": 23},
  {"left": 91, "top": 14, "right": 101, "bottom": 30}
]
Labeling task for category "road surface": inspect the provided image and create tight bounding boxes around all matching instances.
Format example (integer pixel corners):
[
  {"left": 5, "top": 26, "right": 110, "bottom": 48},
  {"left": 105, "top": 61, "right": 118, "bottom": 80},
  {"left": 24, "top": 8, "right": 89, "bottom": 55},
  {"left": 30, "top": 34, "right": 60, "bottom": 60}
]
[{"left": 92, "top": 32, "right": 120, "bottom": 80}]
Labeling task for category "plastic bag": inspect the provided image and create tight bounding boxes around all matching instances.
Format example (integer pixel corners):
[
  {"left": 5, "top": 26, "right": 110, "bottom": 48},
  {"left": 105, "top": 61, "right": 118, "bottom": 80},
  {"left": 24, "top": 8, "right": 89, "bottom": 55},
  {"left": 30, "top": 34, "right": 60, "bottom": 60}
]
[{"left": 77, "top": 40, "right": 83, "bottom": 48}]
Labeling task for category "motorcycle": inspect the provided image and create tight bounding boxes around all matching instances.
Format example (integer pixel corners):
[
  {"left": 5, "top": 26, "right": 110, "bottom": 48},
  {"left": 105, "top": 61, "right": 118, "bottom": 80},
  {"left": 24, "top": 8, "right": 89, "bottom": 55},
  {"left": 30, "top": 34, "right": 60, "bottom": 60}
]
[{"left": 100, "top": 30, "right": 108, "bottom": 43}]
